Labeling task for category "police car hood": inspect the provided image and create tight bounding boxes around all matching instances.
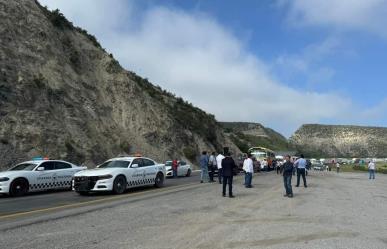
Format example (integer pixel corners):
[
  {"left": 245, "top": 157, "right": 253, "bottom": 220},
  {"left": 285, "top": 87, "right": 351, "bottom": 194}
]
[
  {"left": 0, "top": 170, "right": 25, "bottom": 178},
  {"left": 165, "top": 166, "right": 172, "bottom": 171},
  {"left": 74, "top": 168, "right": 120, "bottom": 177}
]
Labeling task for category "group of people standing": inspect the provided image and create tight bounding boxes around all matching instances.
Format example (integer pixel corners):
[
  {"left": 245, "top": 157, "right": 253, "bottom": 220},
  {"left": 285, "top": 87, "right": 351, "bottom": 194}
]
[
  {"left": 199, "top": 151, "right": 311, "bottom": 198},
  {"left": 199, "top": 151, "right": 237, "bottom": 198}
]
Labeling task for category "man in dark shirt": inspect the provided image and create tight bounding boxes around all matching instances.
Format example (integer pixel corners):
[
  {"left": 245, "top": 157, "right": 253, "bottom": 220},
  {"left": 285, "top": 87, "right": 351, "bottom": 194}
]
[
  {"left": 282, "top": 155, "right": 294, "bottom": 198},
  {"left": 221, "top": 152, "right": 237, "bottom": 198}
]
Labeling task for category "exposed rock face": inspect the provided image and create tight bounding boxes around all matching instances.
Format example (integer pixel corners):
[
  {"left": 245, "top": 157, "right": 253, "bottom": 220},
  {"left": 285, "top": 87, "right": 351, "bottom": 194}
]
[
  {"left": 220, "top": 122, "right": 291, "bottom": 153},
  {"left": 0, "top": 0, "right": 239, "bottom": 169},
  {"left": 289, "top": 124, "right": 387, "bottom": 158}
]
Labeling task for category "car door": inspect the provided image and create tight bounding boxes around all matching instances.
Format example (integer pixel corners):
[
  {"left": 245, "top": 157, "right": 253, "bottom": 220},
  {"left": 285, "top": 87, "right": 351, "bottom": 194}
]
[
  {"left": 142, "top": 158, "right": 157, "bottom": 185},
  {"left": 129, "top": 158, "right": 144, "bottom": 187},
  {"left": 32, "top": 161, "right": 55, "bottom": 191},
  {"left": 53, "top": 161, "right": 74, "bottom": 189},
  {"left": 178, "top": 161, "right": 187, "bottom": 176}
]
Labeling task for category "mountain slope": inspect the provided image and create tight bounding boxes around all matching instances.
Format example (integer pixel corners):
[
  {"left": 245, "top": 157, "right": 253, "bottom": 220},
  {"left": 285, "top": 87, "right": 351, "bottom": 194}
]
[
  {"left": 0, "top": 0, "right": 239, "bottom": 169},
  {"left": 289, "top": 124, "right": 387, "bottom": 157},
  {"left": 220, "top": 122, "right": 292, "bottom": 152}
]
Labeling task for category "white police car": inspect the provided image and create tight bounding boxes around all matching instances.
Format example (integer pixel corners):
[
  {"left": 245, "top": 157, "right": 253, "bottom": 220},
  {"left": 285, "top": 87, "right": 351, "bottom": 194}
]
[
  {"left": 0, "top": 158, "right": 86, "bottom": 197},
  {"left": 165, "top": 160, "right": 192, "bottom": 177},
  {"left": 73, "top": 156, "right": 166, "bottom": 195}
]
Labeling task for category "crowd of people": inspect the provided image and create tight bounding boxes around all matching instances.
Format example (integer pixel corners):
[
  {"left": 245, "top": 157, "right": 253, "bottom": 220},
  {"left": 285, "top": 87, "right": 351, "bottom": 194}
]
[{"left": 198, "top": 150, "right": 378, "bottom": 199}]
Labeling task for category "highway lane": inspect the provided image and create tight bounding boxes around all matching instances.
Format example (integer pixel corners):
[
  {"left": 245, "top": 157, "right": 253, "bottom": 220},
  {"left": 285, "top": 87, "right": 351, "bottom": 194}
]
[{"left": 0, "top": 171, "right": 202, "bottom": 218}]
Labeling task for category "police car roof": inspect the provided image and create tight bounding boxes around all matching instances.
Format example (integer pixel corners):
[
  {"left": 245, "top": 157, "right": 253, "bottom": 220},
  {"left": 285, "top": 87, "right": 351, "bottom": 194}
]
[
  {"left": 108, "top": 157, "right": 139, "bottom": 161},
  {"left": 22, "top": 159, "right": 70, "bottom": 164}
]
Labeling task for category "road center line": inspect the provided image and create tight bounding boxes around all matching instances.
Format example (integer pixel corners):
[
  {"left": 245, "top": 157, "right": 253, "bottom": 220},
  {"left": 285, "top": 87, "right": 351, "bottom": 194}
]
[{"left": 0, "top": 182, "right": 200, "bottom": 220}]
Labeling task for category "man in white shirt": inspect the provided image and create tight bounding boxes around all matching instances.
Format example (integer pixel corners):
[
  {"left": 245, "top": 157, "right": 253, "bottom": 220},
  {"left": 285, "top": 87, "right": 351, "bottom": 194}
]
[
  {"left": 336, "top": 162, "right": 340, "bottom": 173},
  {"left": 243, "top": 154, "right": 254, "bottom": 188},
  {"left": 368, "top": 160, "right": 376, "bottom": 180},
  {"left": 294, "top": 154, "right": 307, "bottom": 188},
  {"left": 216, "top": 152, "right": 225, "bottom": 184}
]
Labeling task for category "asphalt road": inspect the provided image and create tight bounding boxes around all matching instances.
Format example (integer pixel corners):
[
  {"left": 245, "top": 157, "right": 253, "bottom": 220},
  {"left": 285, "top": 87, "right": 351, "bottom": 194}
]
[
  {"left": 2, "top": 171, "right": 387, "bottom": 249},
  {"left": 0, "top": 171, "right": 201, "bottom": 219}
]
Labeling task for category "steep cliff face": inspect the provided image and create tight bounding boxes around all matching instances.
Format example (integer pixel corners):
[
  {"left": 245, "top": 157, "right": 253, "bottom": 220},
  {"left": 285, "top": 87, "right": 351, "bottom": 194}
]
[
  {"left": 0, "top": 0, "right": 239, "bottom": 169},
  {"left": 289, "top": 124, "right": 387, "bottom": 157},
  {"left": 220, "top": 122, "right": 291, "bottom": 152}
]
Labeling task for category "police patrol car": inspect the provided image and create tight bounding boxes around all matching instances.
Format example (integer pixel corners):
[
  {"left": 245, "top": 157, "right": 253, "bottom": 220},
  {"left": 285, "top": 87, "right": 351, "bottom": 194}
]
[
  {"left": 73, "top": 156, "right": 166, "bottom": 195},
  {"left": 0, "top": 158, "right": 86, "bottom": 197}
]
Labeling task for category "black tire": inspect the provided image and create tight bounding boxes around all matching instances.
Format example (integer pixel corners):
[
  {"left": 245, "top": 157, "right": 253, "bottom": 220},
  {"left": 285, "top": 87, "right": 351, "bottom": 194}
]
[
  {"left": 154, "top": 172, "right": 164, "bottom": 188},
  {"left": 112, "top": 175, "right": 127, "bottom": 194},
  {"left": 186, "top": 169, "right": 192, "bottom": 177},
  {"left": 9, "top": 178, "right": 29, "bottom": 197}
]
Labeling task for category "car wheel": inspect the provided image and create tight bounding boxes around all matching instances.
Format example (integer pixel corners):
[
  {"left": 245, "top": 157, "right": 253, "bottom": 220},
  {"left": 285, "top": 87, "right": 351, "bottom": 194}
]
[
  {"left": 9, "top": 178, "right": 29, "bottom": 197},
  {"left": 186, "top": 169, "right": 191, "bottom": 177},
  {"left": 113, "top": 175, "right": 127, "bottom": 194},
  {"left": 154, "top": 173, "right": 164, "bottom": 188}
]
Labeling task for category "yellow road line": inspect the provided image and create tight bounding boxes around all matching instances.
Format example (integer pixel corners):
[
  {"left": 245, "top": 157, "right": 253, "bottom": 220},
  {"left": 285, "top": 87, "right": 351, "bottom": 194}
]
[{"left": 0, "top": 182, "right": 199, "bottom": 220}]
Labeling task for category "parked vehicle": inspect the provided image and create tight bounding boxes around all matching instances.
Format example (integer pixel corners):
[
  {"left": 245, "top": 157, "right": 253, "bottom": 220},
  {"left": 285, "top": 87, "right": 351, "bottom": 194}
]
[
  {"left": 73, "top": 156, "right": 166, "bottom": 195},
  {"left": 0, "top": 158, "right": 86, "bottom": 197},
  {"left": 165, "top": 160, "right": 192, "bottom": 177},
  {"left": 313, "top": 163, "right": 325, "bottom": 171}
]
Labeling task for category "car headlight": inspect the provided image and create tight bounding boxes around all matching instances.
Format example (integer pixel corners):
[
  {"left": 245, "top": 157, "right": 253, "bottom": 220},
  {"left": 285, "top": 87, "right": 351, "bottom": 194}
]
[
  {"left": 0, "top": 177, "right": 10, "bottom": 182},
  {"left": 97, "top": 174, "right": 113, "bottom": 180}
]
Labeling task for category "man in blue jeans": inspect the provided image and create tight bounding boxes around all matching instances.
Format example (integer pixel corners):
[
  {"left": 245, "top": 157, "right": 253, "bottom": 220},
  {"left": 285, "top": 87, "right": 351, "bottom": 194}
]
[
  {"left": 282, "top": 155, "right": 294, "bottom": 198},
  {"left": 243, "top": 154, "right": 254, "bottom": 188},
  {"left": 368, "top": 160, "right": 376, "bottom": 180},
  {"left": 199, "top": 151, "right": 209, "bottom": 183}
]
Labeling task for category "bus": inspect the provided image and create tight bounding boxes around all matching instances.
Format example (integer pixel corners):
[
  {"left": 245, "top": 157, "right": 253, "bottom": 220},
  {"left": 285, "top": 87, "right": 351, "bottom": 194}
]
[{"left": 248, "top": 147, "right": 276, "bottom": 170}]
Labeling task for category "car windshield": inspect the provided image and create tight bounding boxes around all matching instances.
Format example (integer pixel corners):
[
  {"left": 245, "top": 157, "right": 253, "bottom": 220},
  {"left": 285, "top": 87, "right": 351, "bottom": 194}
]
[
  {"left": 98, "top": 160, "right": 130, "bottom": 168},
  {"left": 165, "top": 161, "right": 172, "bottom": 166},
  {"left": 9, "top": 163, "right": 38, "bottom": 171}
]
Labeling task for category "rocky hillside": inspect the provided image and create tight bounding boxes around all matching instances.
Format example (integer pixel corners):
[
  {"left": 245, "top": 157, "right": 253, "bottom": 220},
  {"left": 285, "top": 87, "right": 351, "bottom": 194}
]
[
  {"left": 0, "top": 0, "right": 239, "bottom": 169},
  {"left": 220, "top": 122, "right": 291, "bottom": 153},
  {"left": 289, "top": 124, "right": 387, "bottom": 158}
]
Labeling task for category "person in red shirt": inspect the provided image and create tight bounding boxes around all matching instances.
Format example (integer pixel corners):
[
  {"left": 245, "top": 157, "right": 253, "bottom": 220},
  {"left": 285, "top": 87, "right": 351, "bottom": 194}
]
[{"left": 172, "top": 159, "right": 178, "bottom": 178}]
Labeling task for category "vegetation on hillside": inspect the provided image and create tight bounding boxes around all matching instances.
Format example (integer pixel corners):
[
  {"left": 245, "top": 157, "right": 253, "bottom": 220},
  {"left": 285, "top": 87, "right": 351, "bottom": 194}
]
[{"left": 221, "top": 122, "right": 292, "bottom": 153}]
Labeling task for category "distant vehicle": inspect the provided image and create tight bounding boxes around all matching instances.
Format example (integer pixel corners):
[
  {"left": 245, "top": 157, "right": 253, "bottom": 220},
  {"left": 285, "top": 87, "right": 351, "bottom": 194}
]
[
  {"left": 165, "top": 160, "right": 192, "bottom": 177},
  {"left": 73, "top": 156, "right": 166, "bottom": 195},
  {"left": 248, "top": 147, "right": 276, "bottom": 170},
  {"left": 0, "top": 158, "right": 86, "bottom": 197},
  {"left": 313, "top": 163, "right": 325, "bottom": 171}
]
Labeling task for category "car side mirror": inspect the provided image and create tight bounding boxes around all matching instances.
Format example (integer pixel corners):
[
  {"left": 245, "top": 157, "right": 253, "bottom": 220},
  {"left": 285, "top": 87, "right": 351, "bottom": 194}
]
[
  {"left": 36, "top": 167, "right": 45, "bottom": 171},
  {"left": 131, "top": 164, "right": 139, "bottom": 168}
]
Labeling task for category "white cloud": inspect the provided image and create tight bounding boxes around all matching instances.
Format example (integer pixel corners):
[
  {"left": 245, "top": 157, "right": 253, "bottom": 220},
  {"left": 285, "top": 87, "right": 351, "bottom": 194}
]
[
  {"left": 274, "top": 36, "right": 341, "bottom": 85},
  {"left": 282, "top": 0, "right": 387, "bottom": 38},
  {"left": 38, "top": 0, "right": 354, "bottom": 136}
]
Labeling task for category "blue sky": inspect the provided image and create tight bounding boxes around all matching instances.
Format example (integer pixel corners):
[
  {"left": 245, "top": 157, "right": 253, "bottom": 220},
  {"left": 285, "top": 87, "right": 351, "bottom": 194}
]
[{"left": 39, "top": 0, "right": 387, "bottom": 136}]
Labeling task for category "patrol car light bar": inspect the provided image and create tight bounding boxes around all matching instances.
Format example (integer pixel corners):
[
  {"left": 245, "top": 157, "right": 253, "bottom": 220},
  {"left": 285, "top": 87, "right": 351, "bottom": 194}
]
[{"left": 32, "top": 157, "right": 49, "bottom": 161}]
